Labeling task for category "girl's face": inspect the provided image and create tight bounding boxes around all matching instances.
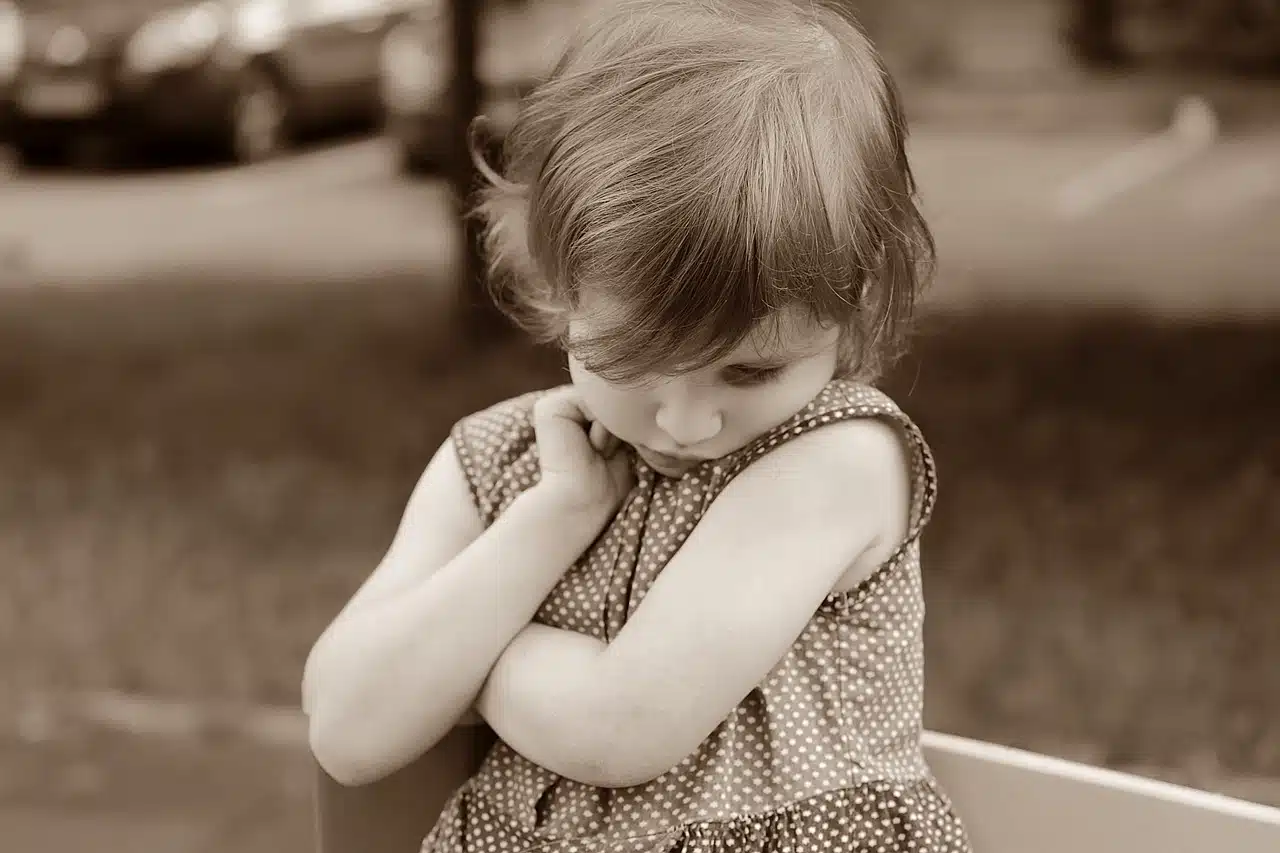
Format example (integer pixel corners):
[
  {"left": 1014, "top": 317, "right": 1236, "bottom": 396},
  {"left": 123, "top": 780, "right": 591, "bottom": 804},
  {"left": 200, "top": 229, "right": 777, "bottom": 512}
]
[{"left": 567, "top": 307, "right": 842, "bottom": 478}]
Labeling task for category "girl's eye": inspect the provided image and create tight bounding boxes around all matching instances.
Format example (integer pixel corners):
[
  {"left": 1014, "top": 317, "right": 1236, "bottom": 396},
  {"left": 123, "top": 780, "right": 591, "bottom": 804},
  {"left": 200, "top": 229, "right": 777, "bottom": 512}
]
[{"left": 722, "top": 365, "right": 787, "bottom": 387}]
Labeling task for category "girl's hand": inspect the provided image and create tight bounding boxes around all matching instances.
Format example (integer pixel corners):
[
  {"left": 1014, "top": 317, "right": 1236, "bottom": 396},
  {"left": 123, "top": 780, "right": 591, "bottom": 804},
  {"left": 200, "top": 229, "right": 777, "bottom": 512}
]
[{"left": 532, "top": 387, "right": 635, "bottom": 525}]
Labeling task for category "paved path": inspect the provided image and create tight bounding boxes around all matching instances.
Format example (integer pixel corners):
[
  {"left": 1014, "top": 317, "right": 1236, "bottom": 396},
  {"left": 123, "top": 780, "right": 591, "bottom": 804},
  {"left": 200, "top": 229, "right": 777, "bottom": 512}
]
[
  {"left": 910, "top": 128, "right": 1280, "bottom": 318},
  {"left": 4, "top": 126, "right": 1279, "bottom": 317},
  {"left": 0, "top": 138, "right": 458, "bottom": 288}
]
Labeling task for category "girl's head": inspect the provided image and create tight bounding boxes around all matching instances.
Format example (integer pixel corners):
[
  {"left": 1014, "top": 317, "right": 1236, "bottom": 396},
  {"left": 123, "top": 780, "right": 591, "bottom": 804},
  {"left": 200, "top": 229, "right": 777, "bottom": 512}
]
[{"left": 473, "top": 0, "right": 934, "bottom": 472}]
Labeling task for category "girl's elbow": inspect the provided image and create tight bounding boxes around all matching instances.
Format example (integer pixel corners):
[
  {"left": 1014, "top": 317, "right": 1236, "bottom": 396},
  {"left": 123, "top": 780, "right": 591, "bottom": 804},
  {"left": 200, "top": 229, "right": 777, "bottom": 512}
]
[
  {"left": 560, "top": 702, "right": 688, "bottom": 788},
  {"left": 593, "top": 764, "right": 665, "bottom": 790},
  {"left": 309, "top": 717, "right": 364, "bottom": 787},
  {"left": 308, "top": 693, "right": 462, "bottom": 787},
  {"left": 313, "top": 749, "right": 381, "bottom": 788},
  {"left": 584, "top": 751, "right": 672, "bottom": 789},
  {"left": 574, "top": 727, "right": 678, "bottom": 789},
  {"left": 308, "top": 706, "right": 397, "bottom": 787}
]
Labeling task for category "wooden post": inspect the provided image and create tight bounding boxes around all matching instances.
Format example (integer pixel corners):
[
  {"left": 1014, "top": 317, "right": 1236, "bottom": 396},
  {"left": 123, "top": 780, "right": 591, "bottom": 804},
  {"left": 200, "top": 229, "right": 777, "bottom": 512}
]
[{"left": 448, "top": 0, "right": 512, "bottom": 343}]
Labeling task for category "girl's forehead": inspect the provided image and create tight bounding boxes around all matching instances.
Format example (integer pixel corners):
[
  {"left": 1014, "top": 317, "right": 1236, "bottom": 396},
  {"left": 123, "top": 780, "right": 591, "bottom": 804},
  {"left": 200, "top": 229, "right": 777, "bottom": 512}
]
[
  {"left": 731, "top": 313, "right": 839, "bottom": 362},
  {"left": 569, "top": 292, "right": 836, "bottom": 363}
]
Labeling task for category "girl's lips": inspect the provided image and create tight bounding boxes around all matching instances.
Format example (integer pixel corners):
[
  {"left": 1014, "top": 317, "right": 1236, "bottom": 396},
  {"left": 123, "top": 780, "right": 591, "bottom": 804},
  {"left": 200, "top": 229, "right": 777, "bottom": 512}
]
[{"left": 636, "top": 446, "right": 704, "bottom": 474}]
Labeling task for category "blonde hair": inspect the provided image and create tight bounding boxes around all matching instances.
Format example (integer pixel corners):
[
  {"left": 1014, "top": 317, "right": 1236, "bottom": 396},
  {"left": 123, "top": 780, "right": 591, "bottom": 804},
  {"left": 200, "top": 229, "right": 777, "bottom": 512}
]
[{"left": 471, "top": 0, "right": 934, "bottom": 383}]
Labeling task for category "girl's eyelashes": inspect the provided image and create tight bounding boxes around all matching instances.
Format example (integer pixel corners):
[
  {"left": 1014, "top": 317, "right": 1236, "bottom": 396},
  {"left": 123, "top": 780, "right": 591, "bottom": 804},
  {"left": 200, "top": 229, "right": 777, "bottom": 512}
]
[{"left": 721, "top": 364, "right": 788, "bottom": 388}]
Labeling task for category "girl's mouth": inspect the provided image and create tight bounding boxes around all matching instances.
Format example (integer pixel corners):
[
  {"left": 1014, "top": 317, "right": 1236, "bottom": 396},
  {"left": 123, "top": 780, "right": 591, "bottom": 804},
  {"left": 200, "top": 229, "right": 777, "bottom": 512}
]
[{"left": 636, "top": 446, "right": 704, "bottom": 476}]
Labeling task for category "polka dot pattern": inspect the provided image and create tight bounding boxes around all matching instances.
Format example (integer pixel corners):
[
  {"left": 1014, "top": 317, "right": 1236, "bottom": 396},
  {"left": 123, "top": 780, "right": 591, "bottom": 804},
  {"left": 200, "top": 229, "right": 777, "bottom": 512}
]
[{"left": 427, "top": 381, "right": 971, "bottom": 853}]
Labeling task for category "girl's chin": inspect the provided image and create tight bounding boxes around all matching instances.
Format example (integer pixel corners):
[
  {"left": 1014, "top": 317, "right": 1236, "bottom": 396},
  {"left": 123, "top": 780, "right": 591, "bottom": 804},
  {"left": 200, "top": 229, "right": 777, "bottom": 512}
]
[{"left": 634, "top": 447, "right": 700, "bottom": 477}]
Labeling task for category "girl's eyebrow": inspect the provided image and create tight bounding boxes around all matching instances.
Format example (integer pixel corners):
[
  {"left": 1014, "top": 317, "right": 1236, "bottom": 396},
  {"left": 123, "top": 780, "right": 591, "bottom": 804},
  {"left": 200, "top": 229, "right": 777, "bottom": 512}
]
[
  {"left": 727, "top": 357, "right": 791, "bottom": 368},
  {"left": 729, "top": 340, "right": 819, "bottom": 365}
]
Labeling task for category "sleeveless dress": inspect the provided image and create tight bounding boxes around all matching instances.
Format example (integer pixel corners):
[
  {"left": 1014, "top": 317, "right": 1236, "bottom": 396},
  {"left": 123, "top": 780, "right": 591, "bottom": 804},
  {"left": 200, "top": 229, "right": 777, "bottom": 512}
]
[{"left": 425, "top": 379, "right": 972, "bottom": 853}]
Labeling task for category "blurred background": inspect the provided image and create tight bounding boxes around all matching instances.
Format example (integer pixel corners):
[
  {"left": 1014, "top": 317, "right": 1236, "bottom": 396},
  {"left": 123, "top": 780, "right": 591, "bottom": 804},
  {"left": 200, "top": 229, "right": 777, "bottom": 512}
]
[{"left": 1, "top": 0, "right": 1277, "bottom": 849}]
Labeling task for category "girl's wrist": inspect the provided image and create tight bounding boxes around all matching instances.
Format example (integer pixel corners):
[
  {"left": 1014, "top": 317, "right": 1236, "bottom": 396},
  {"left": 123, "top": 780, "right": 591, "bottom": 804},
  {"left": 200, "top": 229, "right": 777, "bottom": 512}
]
[{"left": 524, "top": 481, "right": 615, "bottom": 540}]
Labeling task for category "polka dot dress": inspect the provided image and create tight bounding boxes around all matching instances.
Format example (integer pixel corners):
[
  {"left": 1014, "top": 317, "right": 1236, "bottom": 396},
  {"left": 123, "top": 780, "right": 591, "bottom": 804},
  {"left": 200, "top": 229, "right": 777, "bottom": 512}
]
[{"left": 429, "top": 380, "right": 972, "bottom": 853}]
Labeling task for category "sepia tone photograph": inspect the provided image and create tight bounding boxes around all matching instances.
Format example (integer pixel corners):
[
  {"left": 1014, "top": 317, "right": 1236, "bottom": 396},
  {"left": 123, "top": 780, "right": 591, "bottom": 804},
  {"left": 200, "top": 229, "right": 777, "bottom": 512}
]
[{"left": 2, "top": 0, "right": 1278, "bottom": 850}]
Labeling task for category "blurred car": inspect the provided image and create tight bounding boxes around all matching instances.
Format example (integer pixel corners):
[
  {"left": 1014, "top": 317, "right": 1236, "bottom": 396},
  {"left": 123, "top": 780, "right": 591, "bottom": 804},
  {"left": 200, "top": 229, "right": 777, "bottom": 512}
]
[
  {"left": 0, "top": 0, "right": 423, "bottom": 167},
  {"left": 379, "top": 0, "right": 583, "bottom": 175}
]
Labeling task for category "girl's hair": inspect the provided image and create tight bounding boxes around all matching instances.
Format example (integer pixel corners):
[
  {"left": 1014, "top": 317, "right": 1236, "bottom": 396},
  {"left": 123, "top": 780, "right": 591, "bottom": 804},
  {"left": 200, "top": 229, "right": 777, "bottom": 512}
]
[{"left": 470, "top": 0, "right": 935, "bottom": 383}]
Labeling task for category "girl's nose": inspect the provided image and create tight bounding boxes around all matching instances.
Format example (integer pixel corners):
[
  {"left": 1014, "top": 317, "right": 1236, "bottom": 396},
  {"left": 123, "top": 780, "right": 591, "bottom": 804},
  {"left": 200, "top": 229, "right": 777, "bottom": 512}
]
[{"left": 654, "top": 399, "right": 724, "bottom": 448}]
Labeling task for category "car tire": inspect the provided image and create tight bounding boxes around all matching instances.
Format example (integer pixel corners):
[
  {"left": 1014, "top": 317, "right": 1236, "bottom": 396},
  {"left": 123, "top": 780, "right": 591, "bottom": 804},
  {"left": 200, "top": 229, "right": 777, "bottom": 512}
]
[
  {"left": 12, "top": 137, "right": 69, "bottom": 170},
  {"left": 227, "top": 65, "right": 290, "bottom": 164},
  {"left": 397, "top": 137, "right": 445, "bottom": 176}
]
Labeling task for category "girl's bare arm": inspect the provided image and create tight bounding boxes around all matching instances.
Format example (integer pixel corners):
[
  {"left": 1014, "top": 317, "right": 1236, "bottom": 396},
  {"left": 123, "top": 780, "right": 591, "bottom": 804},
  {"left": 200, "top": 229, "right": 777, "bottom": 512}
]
[
  {"left": 302, "top": 441, "right": 483, "bottom": 719},
  {"left": 304, "top": 440, "right": 602, "bottom": 787},
  {"left": 476, "top": 419, "right": 911, "bottom": 788}
]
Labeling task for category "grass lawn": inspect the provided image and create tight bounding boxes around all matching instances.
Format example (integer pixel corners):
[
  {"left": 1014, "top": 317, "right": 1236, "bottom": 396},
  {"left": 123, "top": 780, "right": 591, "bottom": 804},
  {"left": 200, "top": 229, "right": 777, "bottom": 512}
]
[{"left": 3, "top": 272, "right": 1276, "bottom": 783}]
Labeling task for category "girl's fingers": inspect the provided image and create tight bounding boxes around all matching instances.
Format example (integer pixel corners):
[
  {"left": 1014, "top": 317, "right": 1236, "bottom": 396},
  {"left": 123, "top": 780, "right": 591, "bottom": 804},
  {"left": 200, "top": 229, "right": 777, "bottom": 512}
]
[
  {"left": 535, "top": 387, "right": 624, "bottom": 463},
  {"left": 589, "top": 422, "right": 626, "bottom": 458},
  {"left": 536, "top": 387, "right": 590, "bottom": 428},
  {"left": 533, "top": 389, "right": 594, "bottom": 472},
  {"left": 589, "top": 420, "right": 611, "bottom": 453}
]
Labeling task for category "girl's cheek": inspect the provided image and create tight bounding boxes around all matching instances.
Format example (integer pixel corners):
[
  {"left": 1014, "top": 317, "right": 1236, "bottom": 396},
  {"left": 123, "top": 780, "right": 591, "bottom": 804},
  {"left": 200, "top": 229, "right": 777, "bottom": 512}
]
[
  {"left": 568, "top": 367, "right": 613, "bottom": 421},
  {"left": 585, "top": 385, "right": 639, "bottom": 441},
  {"left": 582, "top": 385, "right": 623, "bottom": 428}
]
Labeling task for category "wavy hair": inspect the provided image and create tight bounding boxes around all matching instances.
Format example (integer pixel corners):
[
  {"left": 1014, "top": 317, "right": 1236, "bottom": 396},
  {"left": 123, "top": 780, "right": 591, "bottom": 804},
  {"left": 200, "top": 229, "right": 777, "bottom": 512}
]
[{"left": 470, "top": 0, "right": 935, "bottom": 382}]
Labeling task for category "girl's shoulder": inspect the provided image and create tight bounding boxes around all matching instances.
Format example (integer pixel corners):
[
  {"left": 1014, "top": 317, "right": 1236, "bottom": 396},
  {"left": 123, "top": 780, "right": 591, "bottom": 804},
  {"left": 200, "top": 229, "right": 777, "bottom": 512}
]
[
  {"left": 716, "top": 379, "right": 938, "bottom": 573},
  {"left": 722, "top": 380, "right": 931, "bottom": 481},
  {"left": 450, "top": 387, "right": 562, "bottom": 525}
]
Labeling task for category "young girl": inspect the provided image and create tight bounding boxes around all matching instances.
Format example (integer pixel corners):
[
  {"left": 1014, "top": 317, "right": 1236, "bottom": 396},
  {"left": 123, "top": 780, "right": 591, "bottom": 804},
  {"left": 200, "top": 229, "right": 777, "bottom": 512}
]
[{"left": 304, "top": 0, "right": 971, "bottom": 850}]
